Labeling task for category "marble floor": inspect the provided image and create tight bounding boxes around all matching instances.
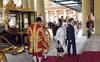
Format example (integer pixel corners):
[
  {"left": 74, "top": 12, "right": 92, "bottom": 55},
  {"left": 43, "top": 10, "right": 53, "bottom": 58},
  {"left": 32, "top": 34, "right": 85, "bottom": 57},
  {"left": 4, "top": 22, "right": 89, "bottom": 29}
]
[{"left": 5, "top": 29, "right": 100, "bottom": 62}]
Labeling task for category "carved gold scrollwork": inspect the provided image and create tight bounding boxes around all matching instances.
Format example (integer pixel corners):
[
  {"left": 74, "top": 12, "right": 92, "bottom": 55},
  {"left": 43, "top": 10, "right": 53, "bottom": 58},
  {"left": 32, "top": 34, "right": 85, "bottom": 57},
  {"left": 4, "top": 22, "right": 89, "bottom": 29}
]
[{"left": 5, "top": 0, "right": 16, "bottom": 10}]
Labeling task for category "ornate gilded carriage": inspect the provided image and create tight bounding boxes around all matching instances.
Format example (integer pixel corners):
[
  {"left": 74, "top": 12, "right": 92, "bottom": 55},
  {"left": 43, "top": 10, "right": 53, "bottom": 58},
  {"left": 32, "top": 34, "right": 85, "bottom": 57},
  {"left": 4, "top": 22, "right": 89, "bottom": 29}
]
[
  {"left": 0, "top": 10, "right": 37, "bottom": 51},
  {"left": 0, "top": 0, "right": 37, "bottom": 62},
  {"left": 0, "top": 0, "right": 51, "bottom": 62}
]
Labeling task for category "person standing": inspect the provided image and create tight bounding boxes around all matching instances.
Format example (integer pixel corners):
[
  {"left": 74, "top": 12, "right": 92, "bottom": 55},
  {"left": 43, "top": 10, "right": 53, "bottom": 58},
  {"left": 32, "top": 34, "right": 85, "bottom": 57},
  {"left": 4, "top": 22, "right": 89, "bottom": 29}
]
[
  {"left": 59, "top": 16, "right": 64, "bottom": 26},
  {"left": 86, "top": 16, "right": 92, "bottom": 38},
  {"left": 66, "top": 18, "right": 77, "bottom": 57},
  {"left": 56, "top": 22, "right": 67, "bottom": 58},
  {"left": 27, "top": 17, "right": 44, "bottom": 62}
]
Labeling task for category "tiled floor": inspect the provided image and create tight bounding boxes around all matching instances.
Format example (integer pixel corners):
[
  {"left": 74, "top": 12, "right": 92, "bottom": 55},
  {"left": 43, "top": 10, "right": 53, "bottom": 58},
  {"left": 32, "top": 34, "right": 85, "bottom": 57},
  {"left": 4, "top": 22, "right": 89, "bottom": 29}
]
[
  {"left": 5, "top": 29, "right": 100, "bottom": 62},
  {"left": 84, "top": 35, "right": 100, "bottom": 51}
]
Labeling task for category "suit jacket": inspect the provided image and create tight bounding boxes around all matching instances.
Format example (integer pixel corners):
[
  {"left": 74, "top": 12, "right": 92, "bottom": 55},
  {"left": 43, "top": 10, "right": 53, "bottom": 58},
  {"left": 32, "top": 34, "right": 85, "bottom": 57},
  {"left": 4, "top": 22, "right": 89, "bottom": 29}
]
[
  {"left": 86, "top": 21, "right": 90, "bottom": 29},
  {"left": 59, "top": 19, "right": 62, "bottom": 26},
  {"left": 66, "top": 24, "right": 75, "bottom": 40}
]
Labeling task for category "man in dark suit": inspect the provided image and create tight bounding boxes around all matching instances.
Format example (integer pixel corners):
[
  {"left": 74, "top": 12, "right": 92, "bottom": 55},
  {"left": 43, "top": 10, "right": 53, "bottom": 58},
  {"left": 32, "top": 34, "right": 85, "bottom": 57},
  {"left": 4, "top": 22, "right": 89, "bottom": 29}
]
[{"left": 66, "top": 18, "right": 77, "bottom": 57}]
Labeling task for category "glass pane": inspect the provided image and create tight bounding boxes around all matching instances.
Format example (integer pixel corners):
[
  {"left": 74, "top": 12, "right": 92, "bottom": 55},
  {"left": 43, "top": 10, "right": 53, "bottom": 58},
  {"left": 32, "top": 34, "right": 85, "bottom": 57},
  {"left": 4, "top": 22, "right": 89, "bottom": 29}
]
[
  {"left": 8, "top": 14, "right": 16, "bottom": 28},
  {"left": 8, "top": 14, "right": 19, "bottom": 29},
  {"left": 0, "top": 12, "right": 3, "bottom": 24},
  {"left": 31, "top": 13, "right": 35, "bottom": 23},
  {"left": 23, "top": 14, "right": 28, "bottom": 29}
]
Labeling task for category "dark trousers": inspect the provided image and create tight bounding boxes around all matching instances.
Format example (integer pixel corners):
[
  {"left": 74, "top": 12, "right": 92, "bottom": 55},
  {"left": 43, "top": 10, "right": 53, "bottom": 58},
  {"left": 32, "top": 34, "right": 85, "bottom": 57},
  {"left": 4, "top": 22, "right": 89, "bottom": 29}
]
[
  {"left": 67, "top": 39, "right": 77, "bottom": 56},
  {"left": 87, "top": 30, "right": 91, "bottom": 38}
]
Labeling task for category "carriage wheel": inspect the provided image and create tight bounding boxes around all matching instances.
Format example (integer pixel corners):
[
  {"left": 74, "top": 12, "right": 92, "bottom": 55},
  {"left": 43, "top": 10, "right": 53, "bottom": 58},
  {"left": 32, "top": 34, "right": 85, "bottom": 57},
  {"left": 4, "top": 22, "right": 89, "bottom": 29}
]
[
  {"left": 43, "top": 30, "right": 51, "bottom": 54},
  {"left": 0, "top": 52, "right": 7, "bottom": 62}
]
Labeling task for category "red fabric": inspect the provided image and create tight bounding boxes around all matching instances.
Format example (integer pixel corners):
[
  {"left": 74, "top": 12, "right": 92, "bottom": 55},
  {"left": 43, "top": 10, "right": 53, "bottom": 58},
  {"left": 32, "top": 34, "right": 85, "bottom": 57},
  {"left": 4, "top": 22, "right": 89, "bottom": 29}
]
[
  {"left": 28, "top": 23, "right": 43, "bottom": 49},
  {"left": 38, "top": 41, "right": 42, "bottom": 48},
  {"left": 28, "top": 24, "right": 34, "bottom": 36},
  {"left": 28, "top": 24, "right": 42, "bottom": 36},
  {"left": 32, "top": 52, "right": 42, "bottom": 57}
]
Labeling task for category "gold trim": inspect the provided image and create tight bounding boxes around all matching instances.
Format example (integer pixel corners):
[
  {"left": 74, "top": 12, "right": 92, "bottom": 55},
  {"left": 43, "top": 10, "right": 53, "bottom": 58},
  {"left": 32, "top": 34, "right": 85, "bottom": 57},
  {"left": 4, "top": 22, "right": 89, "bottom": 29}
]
[
  {"left": 35, "top": 28, "right": 43, "bottom": 52},
  {"left": 0, "top": 52, "right": 7, "bottom": 62},
  {"left": 43, "top": 30, "right": 51, "bottom": 53},
  {"left": 0, "top": 36, "right": 14, "bottom": 46},
  {"left": 0, "top": 36, "right": 24, "bottom": 54},
  {"left": 29, "top": 22, "right": 44, "bottom": 52},
  {"left": 0, "top": 46, "right": 24, "bottom": 54}
]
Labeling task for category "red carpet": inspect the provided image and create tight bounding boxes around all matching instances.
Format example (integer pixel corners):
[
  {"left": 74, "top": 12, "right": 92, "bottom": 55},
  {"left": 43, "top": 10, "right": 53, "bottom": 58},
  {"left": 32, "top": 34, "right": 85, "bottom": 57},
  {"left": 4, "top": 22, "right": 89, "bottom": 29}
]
[
  {"left": 79, "top": 51, "right": 100, "bottom": 62},
  {"left": 43, "top": 51, "right": 100, "bottom": 62},
  {"left": 43, "top": 54, "right": 80, "bottom": 62}
]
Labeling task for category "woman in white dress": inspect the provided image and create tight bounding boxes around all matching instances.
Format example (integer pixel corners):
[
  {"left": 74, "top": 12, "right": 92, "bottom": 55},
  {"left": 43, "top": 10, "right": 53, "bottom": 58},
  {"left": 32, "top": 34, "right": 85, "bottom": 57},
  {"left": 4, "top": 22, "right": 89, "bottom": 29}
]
[{"left": 56, "top": 22, "right": 67, "bottom": 58}]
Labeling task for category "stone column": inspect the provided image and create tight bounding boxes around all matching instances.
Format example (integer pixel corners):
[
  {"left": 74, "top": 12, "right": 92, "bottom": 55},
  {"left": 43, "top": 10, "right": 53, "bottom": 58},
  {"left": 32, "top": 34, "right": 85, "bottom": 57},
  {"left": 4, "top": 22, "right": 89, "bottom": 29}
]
[
  {"left": 94, "top": 0, "right": 100, "bottom": 34},
  {"left": 0, "top": 0, "right": 3, "bottom": 7},
  {"left": 64, "top": 9, "right": 67, "bottom": 19},
  {"left": 22, "top": 0, "right": 29, "bottom": 9},
  {"left": 28, "top": 0, "right": 34, "bottom": 10},
  {"left": 34, "top": 0, "right": 46, "bottom": 25},
  {"left": 45, "top": 10, "right": 49, "bottom": 23},
  {"left": 82, "top": 0, "right": 91, "bottom": 35},
  {"left": 54, "top": 10, "right": 58, "bottom": 23}
]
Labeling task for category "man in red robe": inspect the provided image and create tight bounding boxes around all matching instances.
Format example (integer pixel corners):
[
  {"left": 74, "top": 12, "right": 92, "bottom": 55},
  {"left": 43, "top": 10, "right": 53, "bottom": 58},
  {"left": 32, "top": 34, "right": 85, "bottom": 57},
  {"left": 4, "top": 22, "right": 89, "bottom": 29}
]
[{"left": 27, "top": 17, "right": 44, "bottom": 62}]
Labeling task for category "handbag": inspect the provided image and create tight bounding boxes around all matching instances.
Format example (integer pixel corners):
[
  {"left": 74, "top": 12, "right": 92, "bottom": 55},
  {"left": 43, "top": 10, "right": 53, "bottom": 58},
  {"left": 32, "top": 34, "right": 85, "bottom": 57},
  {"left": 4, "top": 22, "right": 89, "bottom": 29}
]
[{"left": 56, "top": 40, "right": 64, "bottom": 52}]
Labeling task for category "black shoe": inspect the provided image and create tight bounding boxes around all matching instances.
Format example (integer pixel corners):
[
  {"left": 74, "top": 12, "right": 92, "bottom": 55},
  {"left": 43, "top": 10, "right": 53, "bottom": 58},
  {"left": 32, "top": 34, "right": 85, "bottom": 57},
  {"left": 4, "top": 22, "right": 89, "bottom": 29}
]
[
  {"left": 59, "top": 56, "right": 64, "bottom": 59},
  {"left": 72, "top": 54, "right": 77, "bottom": 56},
  {"left": 68, "top": 55, "right": 71, "bottom": 57},
  {"left": 43, "top": 57, "right": 48, "bottom": 60}
]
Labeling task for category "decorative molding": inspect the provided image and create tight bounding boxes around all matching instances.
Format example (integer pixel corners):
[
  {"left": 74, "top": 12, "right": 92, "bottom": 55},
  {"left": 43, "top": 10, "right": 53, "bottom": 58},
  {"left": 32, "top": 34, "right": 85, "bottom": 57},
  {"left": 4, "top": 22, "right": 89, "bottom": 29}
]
[{"left": 5, "top": 0, "right": 16, "bottom": 10}]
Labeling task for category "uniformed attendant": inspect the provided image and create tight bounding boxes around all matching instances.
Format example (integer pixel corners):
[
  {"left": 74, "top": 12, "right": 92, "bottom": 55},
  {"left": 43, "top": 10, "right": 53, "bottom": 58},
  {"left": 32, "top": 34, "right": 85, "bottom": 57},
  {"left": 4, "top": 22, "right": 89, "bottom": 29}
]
[
  {"left": 27, "top": 17, "right": 44, "bottom": 62},
  {"left": 66, "top": 18, "right": 77, "bottom": 57},
  {"left": 86, "top": 16, "right": 92, "bottom": 38}
]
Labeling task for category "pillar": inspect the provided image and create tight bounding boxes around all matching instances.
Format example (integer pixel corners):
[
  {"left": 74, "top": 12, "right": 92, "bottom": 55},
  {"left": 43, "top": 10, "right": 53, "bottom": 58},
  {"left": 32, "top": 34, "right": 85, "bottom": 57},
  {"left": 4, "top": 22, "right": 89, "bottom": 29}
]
[
  {"left": 45, "top": 10, "right": 49, "bottom": 23},
  {"left": 34, "top": 0, "right": 46, "bottom": 25},
  {"left": 0, "top": 0, "right": 3, "bottom": 7},
  {"left": 28, "top": 0, "right": 34, "bottom": 10},
  {"left": 94, "top": 0, "right": 100, "bottom": 34},
  {"left": 64, "top": 9, "right": 67, "bottom": 19},
  {"left": 28, "top": 0, "right": 34, "bottom": 24},
  {"left": 54, "top": 10, "right": 58, "bottom": 23},
  {"left": 73, "top": 11, "right": 76, "bottom": 19},
  {"left": 82, "top": 0, "right": 91, "bottom": 35},
  {"left": 22, "top": 0, "right": 29, "bottom": 9}
]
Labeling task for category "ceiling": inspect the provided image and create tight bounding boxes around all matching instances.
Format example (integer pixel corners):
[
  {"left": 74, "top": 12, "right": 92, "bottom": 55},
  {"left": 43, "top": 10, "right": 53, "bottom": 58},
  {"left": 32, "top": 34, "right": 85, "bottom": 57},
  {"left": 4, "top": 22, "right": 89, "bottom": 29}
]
[
  {"left": 50, "top": 0, "right": 94, "bottom": 13},
  {"left": 50, "top": 0, "right": 82, "bottom": 12}
]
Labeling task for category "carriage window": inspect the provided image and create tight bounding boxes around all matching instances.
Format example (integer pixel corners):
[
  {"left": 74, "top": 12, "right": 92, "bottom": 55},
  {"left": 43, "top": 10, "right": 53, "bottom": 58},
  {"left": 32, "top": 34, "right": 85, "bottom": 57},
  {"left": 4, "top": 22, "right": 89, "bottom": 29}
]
[
  {"left": 31, "top": 13, "right": 35, "bottom": 23},
  {"left": 23, "top": 14, "right": 29, "bottom": 29},
  {"left": 9, "top": 16, "right": 16, "bottom": 28},
  {"left": 0, "top": 12, "right": 3, "bottom": 24},
  {"left": 8, "top": 14, "right": 19, "bottom": 29}
]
